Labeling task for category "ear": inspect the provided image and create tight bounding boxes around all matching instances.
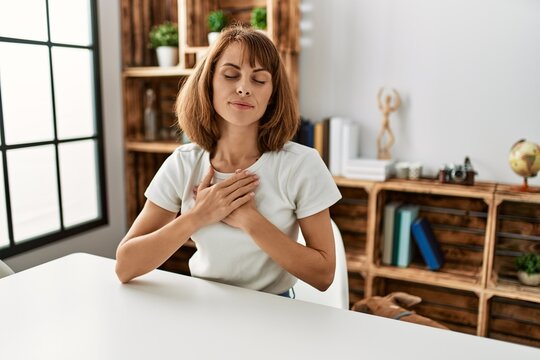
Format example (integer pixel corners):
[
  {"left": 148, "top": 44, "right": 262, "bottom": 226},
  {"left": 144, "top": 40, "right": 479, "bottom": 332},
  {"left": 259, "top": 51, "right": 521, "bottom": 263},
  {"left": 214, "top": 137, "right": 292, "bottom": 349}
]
[{"left": 386, "top": 292, "right": 422, "bottom": 308}]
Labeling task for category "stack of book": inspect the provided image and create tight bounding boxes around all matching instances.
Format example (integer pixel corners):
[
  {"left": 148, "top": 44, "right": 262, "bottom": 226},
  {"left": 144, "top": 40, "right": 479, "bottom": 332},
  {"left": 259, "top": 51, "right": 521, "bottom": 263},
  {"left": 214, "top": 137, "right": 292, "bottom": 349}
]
[
  {"left": 382, "top": 203, "right": 445, "bottom": 270},
  {"left": 343, "top": 158, "right": 396, "bottom": 181}
]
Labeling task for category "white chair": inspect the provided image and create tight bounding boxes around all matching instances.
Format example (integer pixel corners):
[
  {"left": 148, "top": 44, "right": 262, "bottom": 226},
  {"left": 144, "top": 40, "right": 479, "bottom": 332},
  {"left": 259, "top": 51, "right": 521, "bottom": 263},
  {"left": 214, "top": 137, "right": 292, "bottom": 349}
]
[
  {"left": 0, "top": 260, "right": 14, "bottom": 279},
  {"left": 293, "top": 219, "right": 349, "bottom": 310}
]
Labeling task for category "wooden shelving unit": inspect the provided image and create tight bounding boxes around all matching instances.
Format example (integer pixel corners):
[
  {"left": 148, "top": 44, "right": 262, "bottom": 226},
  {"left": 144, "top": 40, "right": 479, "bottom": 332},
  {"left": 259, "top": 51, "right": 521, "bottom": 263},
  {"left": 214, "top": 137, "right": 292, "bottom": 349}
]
[
  {"left": 333, "top": 177, "right": 540, "bottom": 347},
  {"left": 120, "top": 0, "right": 300, "bottom": 276}
]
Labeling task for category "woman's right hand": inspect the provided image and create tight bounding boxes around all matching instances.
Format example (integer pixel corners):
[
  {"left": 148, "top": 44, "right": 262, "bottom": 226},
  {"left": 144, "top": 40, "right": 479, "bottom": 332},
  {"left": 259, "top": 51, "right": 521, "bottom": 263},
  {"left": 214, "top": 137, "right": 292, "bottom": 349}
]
[{"left": 190, "top": 167, "right": 259, "bottom": 226}]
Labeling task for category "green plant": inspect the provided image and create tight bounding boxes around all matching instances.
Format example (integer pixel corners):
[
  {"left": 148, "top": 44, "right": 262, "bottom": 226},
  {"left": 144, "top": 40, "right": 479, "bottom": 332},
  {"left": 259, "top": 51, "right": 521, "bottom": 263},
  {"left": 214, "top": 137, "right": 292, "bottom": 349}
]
[
  {"left": 515, "top": 253, "right": 540, "bottom": 275},
  {"left": 207, "top": 10, "right": 227, "bottom": 32},
  {"left": 149, "top": 22, "right": 178, "bottom": 48},
  {"left": 250, "top": 7, "right": 267, "bottom": 30}
]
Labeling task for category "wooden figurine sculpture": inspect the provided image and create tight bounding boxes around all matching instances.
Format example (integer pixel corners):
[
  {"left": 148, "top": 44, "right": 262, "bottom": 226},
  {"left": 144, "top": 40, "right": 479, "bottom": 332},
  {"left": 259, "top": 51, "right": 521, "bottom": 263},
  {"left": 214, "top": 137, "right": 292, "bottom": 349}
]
[{"left": 377, "top": 87, "right": 401, "bottom": 160}]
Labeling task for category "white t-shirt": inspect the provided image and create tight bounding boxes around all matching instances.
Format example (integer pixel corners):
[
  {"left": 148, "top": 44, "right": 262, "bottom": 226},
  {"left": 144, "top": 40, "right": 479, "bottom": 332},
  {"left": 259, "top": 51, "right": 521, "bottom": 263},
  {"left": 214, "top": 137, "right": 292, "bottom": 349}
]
[{"left": 145, "top": 141, "right": 342, "bottom": 294}]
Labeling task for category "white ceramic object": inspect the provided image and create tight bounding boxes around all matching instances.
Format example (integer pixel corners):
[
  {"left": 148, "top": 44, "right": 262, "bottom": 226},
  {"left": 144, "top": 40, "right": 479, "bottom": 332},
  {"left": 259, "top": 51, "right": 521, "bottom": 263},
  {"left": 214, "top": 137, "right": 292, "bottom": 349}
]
[
  {"left": 517, "top": 271, "right": 540, "bottom": 286},
  {"left": 208, "top": 32, "right": 220, "bottom": 45},
  {"left": 156, "top": 46, "right": 178, "bottom": 67}
]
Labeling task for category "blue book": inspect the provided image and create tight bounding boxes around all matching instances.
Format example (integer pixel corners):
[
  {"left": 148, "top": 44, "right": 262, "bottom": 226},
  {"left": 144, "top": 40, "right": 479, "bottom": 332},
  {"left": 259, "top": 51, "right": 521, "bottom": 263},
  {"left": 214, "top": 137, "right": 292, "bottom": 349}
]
[
  {"left": 395, "top": 205, "right": 420, "bottom": 267},
  {"left": 411, "top": 218, "right": 445, "bottom": 270}
]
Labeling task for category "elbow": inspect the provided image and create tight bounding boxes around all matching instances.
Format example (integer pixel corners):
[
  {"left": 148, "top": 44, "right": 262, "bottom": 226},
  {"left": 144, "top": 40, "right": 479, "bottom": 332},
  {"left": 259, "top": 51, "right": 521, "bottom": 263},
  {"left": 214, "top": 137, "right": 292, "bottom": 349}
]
[
  {"left": 115, "top": 265, "right": 132, "bottom": 284},
  {"left": 115, "top": 248, "right": 134, "bottom": 284},
  {"left": 115, "top": 260, "right": 132, "bottom": 284},
  {"left": 315, "top": 271, "right": 335, "bottom": 292},
  {"left": 312, "top": 263, "right": 335, "bottom": 292}
]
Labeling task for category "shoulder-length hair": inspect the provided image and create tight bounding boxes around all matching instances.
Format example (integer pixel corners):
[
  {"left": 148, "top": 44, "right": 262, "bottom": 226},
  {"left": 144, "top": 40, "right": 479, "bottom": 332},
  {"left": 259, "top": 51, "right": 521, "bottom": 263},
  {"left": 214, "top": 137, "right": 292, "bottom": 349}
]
[{"left": 175, "top": 25, "right": 298, "bottom": 154}]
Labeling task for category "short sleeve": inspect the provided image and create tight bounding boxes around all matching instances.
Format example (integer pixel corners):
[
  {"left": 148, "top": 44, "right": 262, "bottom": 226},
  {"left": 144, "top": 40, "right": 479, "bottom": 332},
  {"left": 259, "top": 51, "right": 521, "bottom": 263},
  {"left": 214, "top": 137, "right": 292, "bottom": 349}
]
[
  {"left": 289, "top": 149, "right": 342, "bottom": 219},
  {"left": 144, "top": 152, "right": 184, "bottom": 213}
]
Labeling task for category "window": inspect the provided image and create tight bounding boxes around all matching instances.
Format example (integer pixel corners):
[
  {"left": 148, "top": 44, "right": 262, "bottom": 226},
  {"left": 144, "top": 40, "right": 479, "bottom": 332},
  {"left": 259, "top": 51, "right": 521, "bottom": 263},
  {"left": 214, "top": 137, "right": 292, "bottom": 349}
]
[{"left": 0, "top": 0, "right": 107, "bottom": 258}]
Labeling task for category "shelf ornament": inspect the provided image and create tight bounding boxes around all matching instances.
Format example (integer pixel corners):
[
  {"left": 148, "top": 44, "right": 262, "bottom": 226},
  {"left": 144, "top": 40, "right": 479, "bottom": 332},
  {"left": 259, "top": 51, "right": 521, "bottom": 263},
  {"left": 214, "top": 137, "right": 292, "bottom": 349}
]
[{"left": 377, "top": 87, "right": 401, "bottom": 160}]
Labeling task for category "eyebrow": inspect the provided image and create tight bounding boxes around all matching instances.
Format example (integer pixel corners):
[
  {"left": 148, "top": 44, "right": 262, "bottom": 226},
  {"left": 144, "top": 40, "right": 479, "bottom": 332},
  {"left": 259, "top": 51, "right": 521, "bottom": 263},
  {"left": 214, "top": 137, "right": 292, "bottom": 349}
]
[{"left": 222, "top": 62, "right": 269, "bottom": 73}]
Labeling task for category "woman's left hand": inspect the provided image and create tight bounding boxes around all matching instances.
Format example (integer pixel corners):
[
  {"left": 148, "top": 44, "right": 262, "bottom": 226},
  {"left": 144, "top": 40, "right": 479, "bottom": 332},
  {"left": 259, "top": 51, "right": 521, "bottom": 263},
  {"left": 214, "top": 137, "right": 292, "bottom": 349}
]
[{"left": 221, "top": 197, "right": 259, "bottom": 230}]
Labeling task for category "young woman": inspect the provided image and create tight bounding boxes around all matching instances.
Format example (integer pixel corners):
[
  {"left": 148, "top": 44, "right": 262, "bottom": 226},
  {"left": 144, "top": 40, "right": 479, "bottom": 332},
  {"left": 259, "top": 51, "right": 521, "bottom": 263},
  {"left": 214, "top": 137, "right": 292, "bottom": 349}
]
[{"left": 115, "top": 26, "right": 341, "bottom": 297}]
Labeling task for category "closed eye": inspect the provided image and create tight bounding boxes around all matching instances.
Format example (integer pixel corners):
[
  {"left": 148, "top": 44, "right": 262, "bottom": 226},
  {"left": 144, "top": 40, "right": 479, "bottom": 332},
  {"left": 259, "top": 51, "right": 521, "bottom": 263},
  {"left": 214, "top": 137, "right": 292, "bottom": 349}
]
[{"left": 224, "top": 74, "right": 239, "bottom": 80}]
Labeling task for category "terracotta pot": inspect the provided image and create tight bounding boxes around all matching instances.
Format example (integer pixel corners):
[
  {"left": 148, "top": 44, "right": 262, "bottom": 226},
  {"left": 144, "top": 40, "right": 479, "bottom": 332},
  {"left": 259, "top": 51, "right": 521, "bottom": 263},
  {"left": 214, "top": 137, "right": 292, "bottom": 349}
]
[{"left": 517, "top": 271, "right": 540, "bottom": 286}]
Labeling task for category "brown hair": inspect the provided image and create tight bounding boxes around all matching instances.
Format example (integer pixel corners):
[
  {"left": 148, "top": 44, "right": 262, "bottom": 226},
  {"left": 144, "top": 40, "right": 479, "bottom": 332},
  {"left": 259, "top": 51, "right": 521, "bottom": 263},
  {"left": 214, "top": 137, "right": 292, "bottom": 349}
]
[{"left": 175, "top": 25, "right": 298, "bottom": 153}]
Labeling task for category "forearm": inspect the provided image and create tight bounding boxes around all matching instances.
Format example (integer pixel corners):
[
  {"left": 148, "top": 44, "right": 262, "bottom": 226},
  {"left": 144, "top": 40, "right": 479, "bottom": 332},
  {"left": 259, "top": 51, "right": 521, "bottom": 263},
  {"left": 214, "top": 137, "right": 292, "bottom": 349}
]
[
  {"left": 116, "top": 211, "right": 203, "bottom": 283},
  {"left": 243, "top": 213, "right": 335, "bottom": 291}
]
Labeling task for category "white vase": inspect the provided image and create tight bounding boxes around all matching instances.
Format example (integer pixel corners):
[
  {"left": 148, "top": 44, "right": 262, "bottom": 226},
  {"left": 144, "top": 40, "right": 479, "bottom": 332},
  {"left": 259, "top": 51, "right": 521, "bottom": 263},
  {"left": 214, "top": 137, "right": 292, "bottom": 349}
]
[
  {"left": 517, "top": 271, "right": 540, "bottom": 286},
  {"left": 208, "top": 32, "right": 220, "bottom": 46},
  {"left": 156, "top": 46, "right": 178, "bottom": 67}
]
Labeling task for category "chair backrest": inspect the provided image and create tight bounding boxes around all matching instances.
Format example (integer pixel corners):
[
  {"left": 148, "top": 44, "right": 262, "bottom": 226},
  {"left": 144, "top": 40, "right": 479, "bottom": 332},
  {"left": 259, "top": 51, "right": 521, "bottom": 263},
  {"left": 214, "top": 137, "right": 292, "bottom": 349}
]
[
  {"left": 0, "top": 260, "right": 14, "bottom": 279},
  {"left": 293, "top": 219, "right": 349, "bottom": 310}
]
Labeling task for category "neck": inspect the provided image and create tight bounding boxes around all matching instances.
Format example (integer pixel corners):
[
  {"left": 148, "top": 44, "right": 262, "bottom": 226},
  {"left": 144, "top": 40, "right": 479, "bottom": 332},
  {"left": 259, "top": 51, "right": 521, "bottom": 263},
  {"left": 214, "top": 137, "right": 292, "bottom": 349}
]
[{"left": 211, "top": 122, "right": 261, "bottom": 172}]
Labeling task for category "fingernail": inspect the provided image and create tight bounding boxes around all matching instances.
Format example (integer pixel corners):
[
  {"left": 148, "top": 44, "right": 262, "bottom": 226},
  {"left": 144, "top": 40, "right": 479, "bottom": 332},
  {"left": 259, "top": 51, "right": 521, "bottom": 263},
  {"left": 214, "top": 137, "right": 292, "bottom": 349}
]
[
  {"left": 235, "top": 169, "right": 242, "bottom": 173},
  {"left": 250, "top": 192, "right": 255, "bottom": 196},
  {"left": 254, "top": 180, "right": 260, "bottom": 185}
]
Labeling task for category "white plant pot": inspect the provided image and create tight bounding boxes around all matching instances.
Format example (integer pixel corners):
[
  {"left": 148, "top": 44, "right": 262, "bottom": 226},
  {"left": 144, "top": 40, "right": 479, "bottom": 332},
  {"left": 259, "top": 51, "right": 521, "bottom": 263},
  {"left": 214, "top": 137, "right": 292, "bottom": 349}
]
[
  {"left": 517, "top": 271, "right": 540, "bottom": 286},
  {"left": 156, "top": 46, "right": 178, "bottom": 67},
  {"left": 208, "top": 32, "right": 220, "bottom": 46}
]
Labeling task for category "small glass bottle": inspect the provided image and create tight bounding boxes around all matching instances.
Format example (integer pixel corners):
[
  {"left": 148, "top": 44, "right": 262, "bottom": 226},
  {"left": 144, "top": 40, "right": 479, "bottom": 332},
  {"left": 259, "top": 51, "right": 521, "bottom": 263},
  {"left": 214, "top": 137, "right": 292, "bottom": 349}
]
[{"left": 144, "top": 88, "right": 157, "bottom": 141}]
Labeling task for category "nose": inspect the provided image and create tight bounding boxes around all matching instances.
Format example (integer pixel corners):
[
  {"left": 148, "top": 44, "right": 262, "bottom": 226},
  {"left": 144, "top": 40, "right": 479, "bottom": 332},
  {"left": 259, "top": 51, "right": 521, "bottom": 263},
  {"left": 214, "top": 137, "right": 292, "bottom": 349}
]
[{"left": 236, "top": 84, "right": 251, "bottom": 96}]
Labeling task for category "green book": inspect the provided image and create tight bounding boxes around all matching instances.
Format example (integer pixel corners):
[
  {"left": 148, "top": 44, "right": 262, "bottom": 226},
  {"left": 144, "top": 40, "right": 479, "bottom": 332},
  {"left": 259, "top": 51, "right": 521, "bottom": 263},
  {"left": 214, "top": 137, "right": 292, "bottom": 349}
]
[{"left": 395, "top": 205, "right": 420, "bottom": 267}]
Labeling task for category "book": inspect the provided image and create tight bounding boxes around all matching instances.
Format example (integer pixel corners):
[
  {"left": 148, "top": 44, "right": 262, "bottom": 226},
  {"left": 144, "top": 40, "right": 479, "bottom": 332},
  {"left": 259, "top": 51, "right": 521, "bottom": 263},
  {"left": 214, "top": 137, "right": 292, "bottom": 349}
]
[
  {"left": 329, "top": 117, "right": 345, "bottom": 176},
  {"left": 341, "top": 121, "right": 359, "bottom": 166},
  {"left": 343, "top": 158, "right": 396, "bottom": 180},
  {"left": 382, "top": 202, "right": 402, "bottom": 265},
  {"left": 313, "top": 118, "right": 330, "bottom": 165},
  {"left": 394, "top": 205, "right": 420, "bottom": 267},
  {"left": 411, "top": 218, "right": 445, "bottom": 270}
]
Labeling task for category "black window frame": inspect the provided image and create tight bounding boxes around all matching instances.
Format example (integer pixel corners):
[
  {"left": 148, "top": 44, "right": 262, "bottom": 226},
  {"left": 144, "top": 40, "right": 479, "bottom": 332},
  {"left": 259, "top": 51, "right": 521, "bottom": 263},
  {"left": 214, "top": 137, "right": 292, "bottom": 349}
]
[{"left": 0, "top": 0, "right": 108, "bottom": 258}]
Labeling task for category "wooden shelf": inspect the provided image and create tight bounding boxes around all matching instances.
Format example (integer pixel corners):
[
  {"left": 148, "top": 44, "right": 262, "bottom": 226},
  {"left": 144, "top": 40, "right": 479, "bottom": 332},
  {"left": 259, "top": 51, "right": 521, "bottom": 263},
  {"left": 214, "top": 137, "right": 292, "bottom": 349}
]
[
  {"left": 123, "top": 66, "right": 194, "bottom": 78},
  {"left": 184, "top": 46, "right": 209, "bottom": 54},
  {"left": 333, "top": 176, "right": 376, "bottom": 191},
  {"left": 346, "top": 250, "right": 367, "bottom": 272},
  {"left": 125, "top": 141, "right": 181, "bottom": 154},
  {"left": 372, "top": 265, "right": 482, "bottom": 293},
  {"left": 487, "top": 280, "right": 540, "bottom": 303},
  {"left": 376, "top": 178, "right": 496, "bottom": 200}
]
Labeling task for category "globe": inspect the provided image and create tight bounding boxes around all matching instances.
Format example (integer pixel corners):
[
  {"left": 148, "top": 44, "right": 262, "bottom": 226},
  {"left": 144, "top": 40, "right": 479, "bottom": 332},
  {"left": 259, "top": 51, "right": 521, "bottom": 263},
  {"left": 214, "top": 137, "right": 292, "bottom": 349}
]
[{"left": 509, "top": 139, "right": 540, "bottom": 190}]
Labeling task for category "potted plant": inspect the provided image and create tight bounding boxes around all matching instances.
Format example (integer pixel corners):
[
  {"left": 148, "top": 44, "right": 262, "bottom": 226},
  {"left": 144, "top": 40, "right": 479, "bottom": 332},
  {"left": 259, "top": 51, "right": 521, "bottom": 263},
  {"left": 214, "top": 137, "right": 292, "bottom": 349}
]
[
  {"left": 207, "top": 10, "right": 227, "bottom": 45},
  {"left": 149, "top": 21, "right": 179, "bottom": 67},
  {"left": 515, "top": 252, "right": 540, "bottom": 286},
  {"left": 250, "top": 7, "right": 267, "bottom": 31}
]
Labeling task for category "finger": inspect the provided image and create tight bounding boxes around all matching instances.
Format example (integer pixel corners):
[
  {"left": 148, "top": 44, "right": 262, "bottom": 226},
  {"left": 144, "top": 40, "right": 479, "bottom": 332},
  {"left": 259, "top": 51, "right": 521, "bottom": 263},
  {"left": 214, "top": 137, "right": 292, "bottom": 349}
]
[
  {"left": 216, "top": 169, "right": 251, "bottom": 189},
  {"left": 199, "top": 167, "right": 214, "bottom": 191},
  {"left": 223, "top": 174, "right": 259, "bottom": 197},
  {"left": 226, "top": 179, "right": 259, "bottom": 202},
  {"left": 229, "top": 191, "right": 255, "bottom": 210}
]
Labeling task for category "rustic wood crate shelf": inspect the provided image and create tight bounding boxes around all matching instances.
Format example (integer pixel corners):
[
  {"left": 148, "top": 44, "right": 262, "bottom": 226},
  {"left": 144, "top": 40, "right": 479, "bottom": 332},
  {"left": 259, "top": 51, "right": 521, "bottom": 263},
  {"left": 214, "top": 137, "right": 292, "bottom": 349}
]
[{"left": 332, "top": 177, "right": 540, "bottom": 347}]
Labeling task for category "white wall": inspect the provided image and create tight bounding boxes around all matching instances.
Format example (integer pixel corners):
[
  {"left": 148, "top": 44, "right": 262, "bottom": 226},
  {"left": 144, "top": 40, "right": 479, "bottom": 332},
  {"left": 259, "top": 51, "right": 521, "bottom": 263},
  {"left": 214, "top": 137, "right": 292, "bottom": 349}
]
[
  {"left": 300, "top": 0, "right": 540, "bottom": 185},
  {"left": 5, "top": 0, "right": 125, "bottom": 271}
]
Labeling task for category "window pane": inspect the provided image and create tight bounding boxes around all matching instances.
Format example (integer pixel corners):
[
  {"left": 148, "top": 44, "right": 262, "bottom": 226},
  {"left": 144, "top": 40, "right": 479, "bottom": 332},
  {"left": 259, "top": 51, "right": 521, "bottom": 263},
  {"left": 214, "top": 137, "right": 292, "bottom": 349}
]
[
  {"left": 7, "top": 146, "right": 60, "bottom": 242},
  {"left": 0, "top": 0, "right": 48, "bottom": 41},
  {"left": 48, "top": 0, "right": 92, "bottom": 46},
  {"left": 0, "top": 43, "right": 55, "bottom": 145},
  {"left": 0, "top": 157, "right": 9, "bottom": 249},
  {"left": 52, "top": 47, "right": 96, "bottom": 139},
  {"left": 59, "top": 140, "right": 99, "bottom": 227}
]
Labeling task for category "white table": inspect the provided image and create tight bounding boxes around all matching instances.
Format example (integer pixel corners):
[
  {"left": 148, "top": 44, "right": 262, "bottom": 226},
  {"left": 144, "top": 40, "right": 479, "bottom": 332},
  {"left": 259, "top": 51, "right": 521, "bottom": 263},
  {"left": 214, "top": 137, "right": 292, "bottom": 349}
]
[{"left": 0, "top": 253, "right": 538, "bottom": 359}]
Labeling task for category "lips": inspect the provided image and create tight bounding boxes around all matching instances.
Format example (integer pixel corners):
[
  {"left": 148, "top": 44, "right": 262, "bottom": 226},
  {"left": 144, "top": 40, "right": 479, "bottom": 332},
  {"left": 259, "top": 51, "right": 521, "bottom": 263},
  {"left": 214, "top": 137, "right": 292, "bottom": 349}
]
[{"left": 229, "top": 101, "right": 254, "bottom": 110}]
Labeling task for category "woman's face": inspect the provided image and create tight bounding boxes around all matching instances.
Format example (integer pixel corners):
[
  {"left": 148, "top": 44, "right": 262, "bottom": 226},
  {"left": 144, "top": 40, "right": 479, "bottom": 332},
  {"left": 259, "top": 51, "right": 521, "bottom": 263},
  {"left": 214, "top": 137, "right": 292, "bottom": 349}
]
[{"left": 212, "top": 43, "right": 273, "bottom": 129}]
